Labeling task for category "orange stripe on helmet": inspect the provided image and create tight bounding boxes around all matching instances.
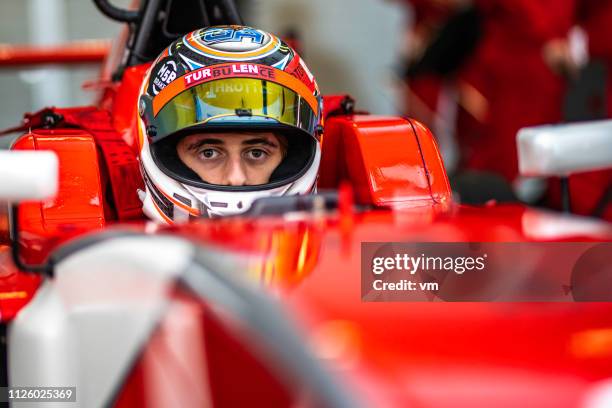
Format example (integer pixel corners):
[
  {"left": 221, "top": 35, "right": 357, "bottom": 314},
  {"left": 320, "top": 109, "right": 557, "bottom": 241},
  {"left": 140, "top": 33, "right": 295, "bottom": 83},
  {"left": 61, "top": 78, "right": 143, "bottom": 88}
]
[
  {"left": 152, "top": 76, "right": 186, "bottom": 115},
  {"left": 152, "top": 63, "right": 319, "bottom": 118},
  {"left": 158, "top": 185, "right": 200, "bottom": 216},
  {"left": 152, "top": 200, "right": 174, "bottom": 223},
  {"left": 137, "top": 117, "right": 145, "bottom": 150}
]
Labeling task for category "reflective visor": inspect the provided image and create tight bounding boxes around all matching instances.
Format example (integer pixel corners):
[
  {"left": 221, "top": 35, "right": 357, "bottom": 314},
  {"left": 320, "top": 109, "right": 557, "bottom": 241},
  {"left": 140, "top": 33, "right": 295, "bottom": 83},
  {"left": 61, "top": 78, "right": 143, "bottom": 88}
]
[
  {"left": 145, "top": 63, "right": 320, "bottom": 143},
  {"left": 149, "top": 78, "right": 318, "bottom": 142}
]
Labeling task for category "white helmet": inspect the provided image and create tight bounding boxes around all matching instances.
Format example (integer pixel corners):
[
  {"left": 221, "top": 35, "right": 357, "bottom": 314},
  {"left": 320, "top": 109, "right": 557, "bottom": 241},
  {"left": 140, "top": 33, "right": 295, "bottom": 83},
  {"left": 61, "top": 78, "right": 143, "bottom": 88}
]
[{"left": 136, "top": 26, "right": 323, "bottom": 223}]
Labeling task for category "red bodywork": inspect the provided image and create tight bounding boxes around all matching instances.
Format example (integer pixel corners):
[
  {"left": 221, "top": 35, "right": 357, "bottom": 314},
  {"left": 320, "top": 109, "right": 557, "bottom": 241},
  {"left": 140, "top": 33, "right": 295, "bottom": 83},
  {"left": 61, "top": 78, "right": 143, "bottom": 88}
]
[
  {"left": 0, "top": 41, "right": 110, "bottom": 67},
  {"left": 1, "top": 47, "right": 612, "bottom": 407}
]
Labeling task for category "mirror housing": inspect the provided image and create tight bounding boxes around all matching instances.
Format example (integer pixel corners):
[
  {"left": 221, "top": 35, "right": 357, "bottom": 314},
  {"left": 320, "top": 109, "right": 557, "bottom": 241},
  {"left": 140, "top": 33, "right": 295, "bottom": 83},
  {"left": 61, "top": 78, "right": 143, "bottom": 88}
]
[
  {"left": 517, "top": 120, "right": 612, "bottom": 177},
  {"left": 0, "top": 151, "right": 58, "bottom": 202}
]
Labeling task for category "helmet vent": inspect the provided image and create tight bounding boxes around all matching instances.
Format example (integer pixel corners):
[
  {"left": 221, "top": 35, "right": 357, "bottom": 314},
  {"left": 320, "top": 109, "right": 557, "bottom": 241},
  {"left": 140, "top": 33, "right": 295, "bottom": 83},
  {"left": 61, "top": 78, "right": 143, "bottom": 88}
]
[{"left": 146, "top": 125, "right": 158, "bottom": 137}]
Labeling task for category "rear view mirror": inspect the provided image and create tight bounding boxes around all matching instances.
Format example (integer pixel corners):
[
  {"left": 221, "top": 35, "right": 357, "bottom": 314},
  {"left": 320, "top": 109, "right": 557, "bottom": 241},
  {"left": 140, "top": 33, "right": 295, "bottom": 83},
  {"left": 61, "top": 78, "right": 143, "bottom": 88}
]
[
  {"left": 0, "top": 150, "right": 58, "bottom": 274},
  {"left": 517, "top": 120, "right": 612, "bottom": 177},
  {"left": 0, "top": 151, "right": 58, "bottom": 202}
]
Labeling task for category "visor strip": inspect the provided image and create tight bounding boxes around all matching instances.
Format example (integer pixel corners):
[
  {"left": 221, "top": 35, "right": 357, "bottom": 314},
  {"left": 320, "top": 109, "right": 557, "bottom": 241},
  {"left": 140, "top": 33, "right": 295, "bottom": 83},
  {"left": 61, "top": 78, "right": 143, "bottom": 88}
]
[{"left": 153, "top": 63, "right": 319, "bottom": 117}]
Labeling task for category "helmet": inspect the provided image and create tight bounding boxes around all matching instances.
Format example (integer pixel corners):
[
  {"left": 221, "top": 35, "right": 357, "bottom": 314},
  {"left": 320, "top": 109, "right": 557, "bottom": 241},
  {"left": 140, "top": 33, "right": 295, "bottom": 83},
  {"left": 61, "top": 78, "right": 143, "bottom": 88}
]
[{"left": 137, "top": 26, "right": 323, "bottom": 222}]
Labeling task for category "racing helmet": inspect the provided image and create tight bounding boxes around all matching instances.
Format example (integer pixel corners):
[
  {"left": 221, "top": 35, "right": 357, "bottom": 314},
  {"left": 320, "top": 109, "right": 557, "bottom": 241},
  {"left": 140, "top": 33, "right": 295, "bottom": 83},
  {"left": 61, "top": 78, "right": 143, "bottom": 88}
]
[{"left": 137, "top": 26, "right": 323, "bottom": 222}]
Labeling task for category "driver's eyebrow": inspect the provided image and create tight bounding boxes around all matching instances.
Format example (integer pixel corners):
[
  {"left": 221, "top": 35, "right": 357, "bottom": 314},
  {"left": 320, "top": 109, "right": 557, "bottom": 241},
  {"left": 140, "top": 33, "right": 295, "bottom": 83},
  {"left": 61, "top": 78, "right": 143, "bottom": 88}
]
[
  {"left": 187, "top": 138, "right": 224, "bottom": 151},
  {"left": 242, "top": 138, "right": 278, "bottom": 147}
]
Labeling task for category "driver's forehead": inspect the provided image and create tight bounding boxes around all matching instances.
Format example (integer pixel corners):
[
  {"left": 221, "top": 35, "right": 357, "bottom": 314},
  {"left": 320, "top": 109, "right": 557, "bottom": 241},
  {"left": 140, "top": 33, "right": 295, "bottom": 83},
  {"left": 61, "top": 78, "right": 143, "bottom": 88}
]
[{"left": 180, "top": 132, "right": 278, "bottom": 147}]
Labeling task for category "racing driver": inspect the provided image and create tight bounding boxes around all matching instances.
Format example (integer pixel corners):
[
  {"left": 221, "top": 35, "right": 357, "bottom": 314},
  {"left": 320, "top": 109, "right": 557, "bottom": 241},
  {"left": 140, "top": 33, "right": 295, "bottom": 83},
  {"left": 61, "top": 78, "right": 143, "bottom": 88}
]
[{"left": 137, "top": 25, "right": 323, "bottom": 222}]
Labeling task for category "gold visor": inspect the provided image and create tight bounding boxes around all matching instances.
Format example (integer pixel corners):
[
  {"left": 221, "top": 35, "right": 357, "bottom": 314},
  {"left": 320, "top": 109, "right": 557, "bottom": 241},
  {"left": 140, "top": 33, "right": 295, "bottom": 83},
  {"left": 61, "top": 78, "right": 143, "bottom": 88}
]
[{"left": 149, "top": 78, "right": 318, "bottom": 141}]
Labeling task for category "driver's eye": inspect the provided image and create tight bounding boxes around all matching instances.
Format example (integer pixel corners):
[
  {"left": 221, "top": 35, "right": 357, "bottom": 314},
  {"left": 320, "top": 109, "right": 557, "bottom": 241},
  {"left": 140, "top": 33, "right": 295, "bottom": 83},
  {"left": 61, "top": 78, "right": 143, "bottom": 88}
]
[
  {"left": 200, "top": 149, "right": 219, "bottom": 159},
  {"left": 245, "top": 149, "right": 268, "bottom": 161},
  {"left": 250, "top": 150, "right": 264, "bottom": 159}
]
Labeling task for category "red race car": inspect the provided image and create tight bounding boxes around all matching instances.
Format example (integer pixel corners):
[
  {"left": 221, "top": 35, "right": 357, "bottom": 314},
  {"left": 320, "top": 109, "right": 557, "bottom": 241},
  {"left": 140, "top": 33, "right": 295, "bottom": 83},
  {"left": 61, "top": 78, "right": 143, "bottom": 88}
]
[{"left": 0, "top": 1, "right": 611, "bottom": 407}]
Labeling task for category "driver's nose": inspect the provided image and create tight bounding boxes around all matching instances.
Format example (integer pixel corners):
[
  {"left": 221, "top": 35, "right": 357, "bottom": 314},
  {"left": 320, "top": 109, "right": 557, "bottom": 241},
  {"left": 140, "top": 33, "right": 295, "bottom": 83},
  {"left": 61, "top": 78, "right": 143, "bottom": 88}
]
[{"left": 225, "top": 158, "right": 248, "bottom": 186}]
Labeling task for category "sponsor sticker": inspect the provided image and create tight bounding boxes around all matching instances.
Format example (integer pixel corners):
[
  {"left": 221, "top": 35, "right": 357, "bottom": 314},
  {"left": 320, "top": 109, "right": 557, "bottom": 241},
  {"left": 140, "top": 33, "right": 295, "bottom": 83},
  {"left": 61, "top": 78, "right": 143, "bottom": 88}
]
[
  {"left": 201, "top": 27, "right": 268, "bottom": 50},
  {"left": 148, "top": 56, "right": 184, "bottom": 95},
  {"left": 184, "top": 63, "right": 276, "bottom": 87},
  {"left": 291, "top": 58, "right": 316, "bottom": 93}
]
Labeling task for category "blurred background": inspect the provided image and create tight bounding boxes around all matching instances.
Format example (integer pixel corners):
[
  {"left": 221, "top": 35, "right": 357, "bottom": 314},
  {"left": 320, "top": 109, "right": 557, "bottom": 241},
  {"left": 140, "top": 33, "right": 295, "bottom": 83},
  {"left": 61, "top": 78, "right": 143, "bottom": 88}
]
[
  {"left": 0, "top": 0, "right": 610, "bottom": 217},
  {"left": 0, "top": 0, "right": 130, "bottom": 129},
  {"left": 0, "top": 0, "right": 404, "bottom": 130},
  {"left": 394, "top": 0, "right": 611, "bottom": 212}
]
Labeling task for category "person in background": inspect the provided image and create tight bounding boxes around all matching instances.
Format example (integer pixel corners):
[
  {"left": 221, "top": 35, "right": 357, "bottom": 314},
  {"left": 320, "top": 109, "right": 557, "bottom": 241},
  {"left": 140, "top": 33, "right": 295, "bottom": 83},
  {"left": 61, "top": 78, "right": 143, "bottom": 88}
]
[
  {"left": 400, "top": 0, "right": 583, "bottom": 204},
  {"left": 456, "top": 0, "right": 577, "bottom": 185},
  {"left": 544, "top": 0, "right": 612, "bottom": 220}
]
